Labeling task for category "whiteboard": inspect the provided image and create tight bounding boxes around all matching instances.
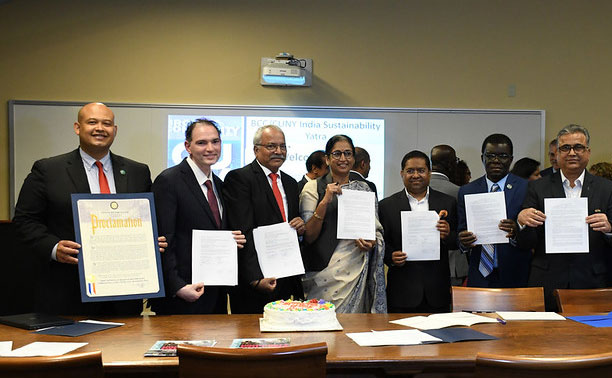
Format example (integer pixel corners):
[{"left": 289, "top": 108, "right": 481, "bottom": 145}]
[{"left": 9, "top": 100, "right": 545, "bottom": 215}]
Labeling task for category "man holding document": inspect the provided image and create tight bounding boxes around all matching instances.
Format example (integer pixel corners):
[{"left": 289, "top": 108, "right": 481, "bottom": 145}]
[
  {"left": 457, "top": 134, "right": 531, "bottom": 288},
  {"left": 151, "top": 119, "right": 245, "bottom": 314},
  {"left": 13, "top": 102, "right": 165, "bottom": 316},
  {"left": 517, "top": 124, "right": 612, "bottom": 311},
  {"left": 223, "top": 125, "right": 305, "bottom": 314},
  {"left": 379, "top": 151, "right": 457, "bottom": 313}
]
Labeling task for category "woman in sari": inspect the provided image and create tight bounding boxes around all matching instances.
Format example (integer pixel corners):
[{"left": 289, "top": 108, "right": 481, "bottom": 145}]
[{"left": 299, "top": 135, "right": 386, "bottom": 313}]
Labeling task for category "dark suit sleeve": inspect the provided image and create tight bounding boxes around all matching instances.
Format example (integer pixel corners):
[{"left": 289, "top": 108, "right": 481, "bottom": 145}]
[
  {"left": 223, "top": 170, "right": 263, "bottom": 284},
  {"left": 516, "top": 180, "right": 540, "bottom": 250},
  {"left": 444, "top": 196, "right": 458, "bottom": 250},
  {"left": 13, "top": 160, "right": 60, "bottom": 263},
  {"left": 152, "top": 172, "right": 185, "bottom": 295}
]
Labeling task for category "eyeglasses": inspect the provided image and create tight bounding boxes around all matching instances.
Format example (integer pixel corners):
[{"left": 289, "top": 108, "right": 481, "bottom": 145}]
[
  {"left": 256, "top": 143, "right": 287, "bottom": 151},
  {"left": 483, "top": 152, "right": 512, "bottom": 161},
  {"left": 329, "top": 150, "right": 354, "bottom": 160},
  {"left": 558, "top": 144, "right": 587, "bottom": 153},
  {"left": 403, "top": 168, "right": 428, "bottom": 175}
]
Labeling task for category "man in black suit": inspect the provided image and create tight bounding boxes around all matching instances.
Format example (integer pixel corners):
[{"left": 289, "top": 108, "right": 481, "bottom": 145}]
[
  {"left": 540, "top": 139, "right": 559, "bottom": 177},
  {"left": 379, "top": 150, "right": 457, "bottom": 313},
  {"left": 297, "top": 150, "right": 328, "bottom": 194},
  {"left": 457, "top": 134, "right": 531, "bottom": 288},
  {"left": 223, "top": 125, "right": 306, "bottom": 313},
  {"left": 13, "top": 102, "right": 163, "bottom": 316},
  {"left": 517, "top": 124, "right": 612, "bottom": 310},
  {"left": 151, "top": 119, "right": 245, "bottom": 314},
  {"left": 349, "top": 147, "right": 377, "bottom": 195}
]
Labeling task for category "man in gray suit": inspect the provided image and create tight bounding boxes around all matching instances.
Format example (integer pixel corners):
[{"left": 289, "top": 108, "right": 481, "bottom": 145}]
[{"left": 429, "top": 144, "right": 467, "bottom": 285}]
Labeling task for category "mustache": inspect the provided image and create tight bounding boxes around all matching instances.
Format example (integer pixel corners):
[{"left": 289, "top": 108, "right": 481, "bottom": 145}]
[{"left": 270, "top": 154, "right": 285, "bottom": 160}]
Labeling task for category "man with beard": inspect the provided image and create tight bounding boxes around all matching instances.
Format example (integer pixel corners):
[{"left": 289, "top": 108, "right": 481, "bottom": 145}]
[
  {"left": 457, "top": 134, "right": 531, "bottom": 287},
  {"left": 223, "top": 125, "right": 306, "bottom": 313}
]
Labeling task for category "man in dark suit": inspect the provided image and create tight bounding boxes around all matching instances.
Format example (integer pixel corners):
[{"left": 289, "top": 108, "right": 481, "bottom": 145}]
[
  {"left": 517, "top": 124, "right": 612, "bottom": 310},
  {"left": 151, "top": 119, "right": 245, "bottom": 314},
  {"left": 297, "top": 150, "right": 328, "bottom": 194},
  {"left": 223, "top": 125, "right": 306, "bottom": 313},
  {"left": 12, "top": 102, "right": 162, "bottom": 316},
  {"left": 457, "top": 133, "right": 531, "bottom": 288},
  {"left": 540, "top": 139, "right": 559, "bottom": 177},
  {"left": 379, "top": 150, "right": 457, "bottom": 313},
  {"left": 430, "top": 144, "right": 468, "bottom": 286},
  {"left": 349, "top": 147, "right": 377, "bottom": 195}
]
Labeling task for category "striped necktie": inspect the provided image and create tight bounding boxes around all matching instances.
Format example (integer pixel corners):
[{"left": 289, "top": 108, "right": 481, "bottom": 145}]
[{"left": 479, "top": 183, "right": 500, "bottom": 277}]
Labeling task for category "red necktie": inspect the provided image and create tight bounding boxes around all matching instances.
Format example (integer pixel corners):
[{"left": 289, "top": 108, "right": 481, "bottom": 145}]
[
  {"left": 204, "top": 180, "right": 222, "bottom": 228},
  {"left": 269, "top": 173, "right": 286, "bottom": 222},
  {"left": 95, "top": 161, "right": 110, "bottom": 194}
]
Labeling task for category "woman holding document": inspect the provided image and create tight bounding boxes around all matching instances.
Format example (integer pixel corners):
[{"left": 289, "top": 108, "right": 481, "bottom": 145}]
[{"left": 299, "top": 135, "right": 386, "bottom": 313}]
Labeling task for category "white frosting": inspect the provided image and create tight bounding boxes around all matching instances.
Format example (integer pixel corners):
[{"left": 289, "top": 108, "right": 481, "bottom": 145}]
[{"left": 262, "top": 300, "right": 338, "bottom": 328}]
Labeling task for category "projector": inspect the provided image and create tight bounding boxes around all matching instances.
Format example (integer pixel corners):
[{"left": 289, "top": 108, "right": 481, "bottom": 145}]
[{"left": 261, "top": 53, "right": 312, "bottom": 87}]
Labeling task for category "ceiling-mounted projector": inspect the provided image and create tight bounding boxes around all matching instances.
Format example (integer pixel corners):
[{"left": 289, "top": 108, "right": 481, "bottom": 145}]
[{"left": 261, "top": 53, "right": 312, "bottom": 87}]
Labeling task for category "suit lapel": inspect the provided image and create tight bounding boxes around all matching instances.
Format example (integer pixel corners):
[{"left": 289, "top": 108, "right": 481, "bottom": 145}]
[
  {"left": 66, "top": 149, "right": 91, "bottom": 193},
  {"left": 110, "top": 153, "right": 128, "bottom": 193},
  {"left": 551, "top": 172, "right": 566, "bottom": 199},
  {"left": 280, "top": 170, "right": 296, "bottom": 218},
  {"left": 251, "top": 161, "right": 283, "bottom": 221},
  {"left": 180, "top": 159, "right": 220, "bottom": 229},
  {"left": 581, "top": 171, "right": 594, "bottom": 199}
]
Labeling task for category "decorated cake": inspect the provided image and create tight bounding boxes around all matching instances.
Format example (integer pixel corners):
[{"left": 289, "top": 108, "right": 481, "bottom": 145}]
[{"left": 260, "top": 299, "right": 342, "bottom": 331}]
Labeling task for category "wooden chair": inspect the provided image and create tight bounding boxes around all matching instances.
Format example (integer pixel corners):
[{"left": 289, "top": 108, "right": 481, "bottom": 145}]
[
  {"left": 554, "top": 288, "right": 612, "bottom": 313},
  {"left": 475, "top": 351, "right": 612, "bottom": 378},
  {"left": 0, "top": 350, "right": 103, "bottom": 378},
  {"left": 178, "top": 342, "right": 328, "bottom": 378},
  {"left": 451, "top": 286, "right": 545, "bottom": 312}
]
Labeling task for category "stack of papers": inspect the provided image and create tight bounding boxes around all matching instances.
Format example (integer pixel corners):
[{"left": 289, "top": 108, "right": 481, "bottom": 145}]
[
  {"left": 0, "top": 342, "right": 87, "bottom": 357},
  {"left": 496, "top": 312, "right": 566, "bottom": 321},
  {"left": 567, "top": 312, "right": 612, "bottom": 328},
  {"left": 390, "top": 312, "right": 498, "bottom": 330},
  {"left": 346, "top": 328, "right": 497, "bottom": 347},
  {"left": 144, "top": 340, "right": 216, "bottom": 357}
]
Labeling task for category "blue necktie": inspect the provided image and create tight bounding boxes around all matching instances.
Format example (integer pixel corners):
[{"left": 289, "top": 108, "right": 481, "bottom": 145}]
[{"left": 479, "top": 183, "right": 500, "bottom": 277}]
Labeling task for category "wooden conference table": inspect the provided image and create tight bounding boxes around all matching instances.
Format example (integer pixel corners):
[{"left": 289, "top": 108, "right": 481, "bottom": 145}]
[{"left": 2, "top": 313, "right": 611, "bottom": 377}]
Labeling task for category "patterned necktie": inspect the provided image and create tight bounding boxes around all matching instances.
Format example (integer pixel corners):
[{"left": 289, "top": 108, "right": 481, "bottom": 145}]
[
  {"left": 269, "top": 173, "right": 287, "bottom": 222},
  {"left": 204, "top": 180, "right": 222, "bottom": 228},
  {"left": 479, "top": 183, "right": 500, "bottom": 277},
  {"left": 95, "top": 161, "right": 110, "bottom": 194}
]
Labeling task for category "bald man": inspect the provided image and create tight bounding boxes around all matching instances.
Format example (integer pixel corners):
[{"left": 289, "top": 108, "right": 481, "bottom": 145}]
[{"left": 13, "top": 102, "right": 159, "bottom": 316}]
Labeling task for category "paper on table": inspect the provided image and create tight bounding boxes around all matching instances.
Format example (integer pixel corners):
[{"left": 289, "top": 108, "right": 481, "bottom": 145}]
[
  {"left": 464, "top": 191, "right": 508, "bottom": 245},
  {"left": 80, "top": 320, "right": 125, "bottom": 326},
  {"left": 3, "top": 342, "right": 88, "bottom": 357},
  {"left": 346, "top": 329, "right": 441, "bottom": 346},
  {"left": 253, "top": 222, "right": 305, "bottom": 279},
  {"left": 337, "top": 189, "right": 376, "bottom": 240},
  {"left": 544, "top": 198, "right": 589, "bottom": 254},
  {"left": 192, "top": 230, "right": 238, "bottom": 285},
  {"left": 496, "top": 311, "right": 566, "bottom": 321},
  {"left": 390, "top": 312, "right": 498, "bottom": 330},
  {"left": 0, "top": 341, "right": 12, "bottom": 355},
  {"left": 401, "top": 211, "right": 440, "bottom": 261}
]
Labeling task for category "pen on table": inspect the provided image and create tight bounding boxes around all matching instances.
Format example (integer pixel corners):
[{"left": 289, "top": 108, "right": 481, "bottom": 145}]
[{"left": 496, "top": 317, "right": 506, "bottom": 325}]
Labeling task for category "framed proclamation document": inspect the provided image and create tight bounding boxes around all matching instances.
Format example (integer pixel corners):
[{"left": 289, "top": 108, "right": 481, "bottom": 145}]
[{"left": 71, "top": 193, "right": 165, "bottom": 302}]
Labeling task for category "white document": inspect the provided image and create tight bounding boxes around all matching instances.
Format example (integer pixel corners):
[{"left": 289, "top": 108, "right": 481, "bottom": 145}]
[
  {"left": 337, "top": 189, "right": 376, "bottom": 240},
  {"left": 192, "top": 230, "right": 238, "bottom": 285},
  {"left": 0, "top": 341, "right": 12, "bottom": 355},
  {"left": 3, "top": 342, "right": 87, "bottom": 357},
  {"left": 544, "top": 198, "right": 589, "bottom": 254},
  {"left": 464, "top": 191, "right": 508, "bottom": 245},
  {"left": 497, "top": 311, "right": 566, "bottom": 321},
  {"left": 390, "top": 312, "right": 498, "bottom": 330},
  {"left": 401, "top": 211, "right": 440, "bottom": 261},
  {"left": 80, "top": 319, "right": 125, "bottom": 326},
  {"left": 346, "top": 329, "right": 441, "bottom": 346},
  {"left": 253, "top": 222, "right": 305, "bottom": 279},
  {"left": 75, "top": 197, "right": 161, "bottom": 298}
]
